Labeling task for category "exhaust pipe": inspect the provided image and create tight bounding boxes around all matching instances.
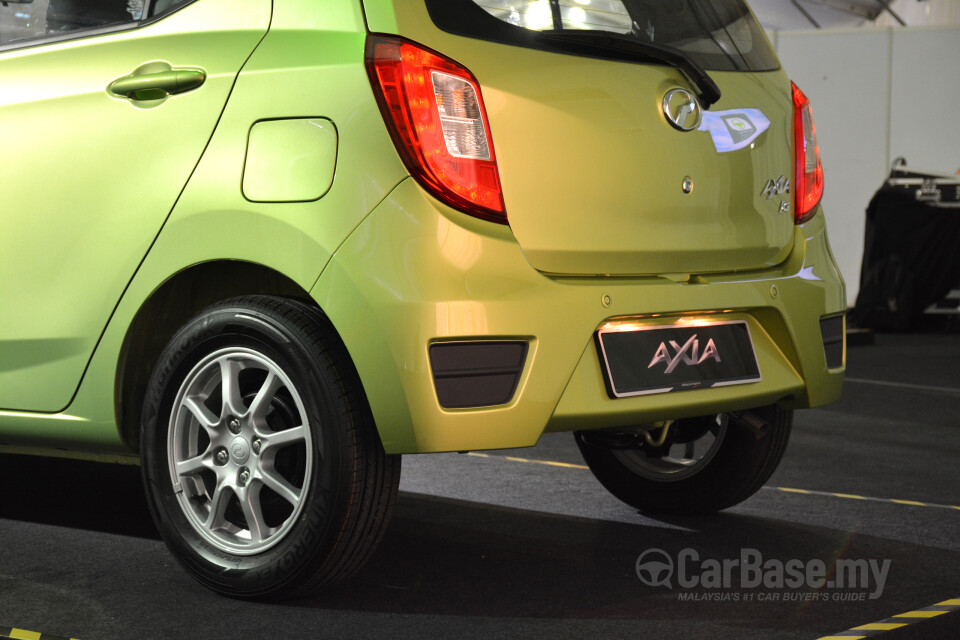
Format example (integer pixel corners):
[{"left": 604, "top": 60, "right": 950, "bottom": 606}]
[{"left": 729, "top": 410, "right": 770, "bottom": 439}]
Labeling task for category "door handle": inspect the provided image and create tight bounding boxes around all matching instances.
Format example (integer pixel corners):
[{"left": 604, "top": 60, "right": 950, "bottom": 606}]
[{"left": 109, "top": 67, "right": 205, "bottom": 101}]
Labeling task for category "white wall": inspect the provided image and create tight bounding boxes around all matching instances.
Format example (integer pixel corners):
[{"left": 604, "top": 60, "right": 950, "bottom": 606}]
[
  {"left": 875, "top": 0, "right": 960, "bottom": 27},
  {"left": 774, "top": 26, "right": 960, "bottom": 306},
  {"left": 887, "top": 28, "right": 960, "bottom": 171}
]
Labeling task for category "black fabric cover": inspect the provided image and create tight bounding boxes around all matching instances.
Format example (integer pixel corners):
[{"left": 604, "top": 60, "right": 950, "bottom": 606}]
[{"left": 852, "top": 174, "right": 960, "bottom": 331}]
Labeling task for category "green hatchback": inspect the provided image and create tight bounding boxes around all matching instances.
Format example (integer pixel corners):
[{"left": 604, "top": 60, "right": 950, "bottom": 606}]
[{"left": 0, "top": 0, "right": 844, "bottom": 598}]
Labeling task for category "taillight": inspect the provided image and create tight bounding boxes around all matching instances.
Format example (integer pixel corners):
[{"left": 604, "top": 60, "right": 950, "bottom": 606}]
[
  {"left": 365, "top": 35, "right": 506, "bottom": 224},
  {"left": 792, "top": 82, "right": 823, "bottom": 224}
]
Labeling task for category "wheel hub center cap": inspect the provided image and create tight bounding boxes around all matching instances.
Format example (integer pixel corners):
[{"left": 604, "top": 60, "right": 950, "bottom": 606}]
[{"left": 229, "top": 436, "right": 250, "bottom": 465}]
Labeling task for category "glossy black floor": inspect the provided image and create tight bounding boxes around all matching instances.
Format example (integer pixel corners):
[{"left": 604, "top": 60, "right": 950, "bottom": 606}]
[{"left": 1, "top": 332, "right": 958, "bottom": 640}]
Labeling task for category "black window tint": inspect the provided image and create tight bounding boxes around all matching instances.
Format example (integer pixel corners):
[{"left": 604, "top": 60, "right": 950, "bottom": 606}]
[
  {"left": 0, "top": 0, "right": 140, "bottom": 48},
  {"left": 427, "top": 0, "right": 779, "bottom": 72},
  {"left": 148, "top": 0, "right": 192, "bottom": 18}
]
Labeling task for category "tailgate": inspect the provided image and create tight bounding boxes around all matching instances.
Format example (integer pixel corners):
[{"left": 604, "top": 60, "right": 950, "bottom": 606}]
[{"left": 474, "top": 53, "right": 796, "bottom": 275}]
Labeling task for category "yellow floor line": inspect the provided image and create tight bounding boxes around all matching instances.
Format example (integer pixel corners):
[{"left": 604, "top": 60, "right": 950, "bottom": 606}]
[
  {"left": 467, "top": 452, "right": 588, "bottom": 469},
  {"left": 893, "top": 610, "right": 948, "bottom": 618},
  {"left": 465, "top": 452, "right": 960, "bottom": 510},
  {"left": 771, "top": 487, "right": 960, "bottom": 511},
  {"left": 815, "top": 597, "right": 959, "bottom": 638},
  {"left": 851, "top": 623, "right": 907, "bottom": 630},
  {"left": 0, "top": 625, "right": 78, "bottom": 640}
]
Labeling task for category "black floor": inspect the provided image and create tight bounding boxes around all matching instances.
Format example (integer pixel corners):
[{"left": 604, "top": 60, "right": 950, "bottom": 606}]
[{"left": 1, "top": 333, "right": 958, "bottom": 640}]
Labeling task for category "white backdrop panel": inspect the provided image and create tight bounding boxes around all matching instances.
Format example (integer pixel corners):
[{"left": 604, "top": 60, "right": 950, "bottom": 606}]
[
  {"left": 889, "top": 27, "right": 960, "bottom": 174},
  {"left": 777, "top": 29, "right": 892, "bottom": 306}
]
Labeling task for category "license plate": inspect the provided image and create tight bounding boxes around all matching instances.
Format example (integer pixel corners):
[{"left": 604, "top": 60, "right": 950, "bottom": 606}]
[{"left": 596, "top": 320, "right": 761, "bottom": 398}]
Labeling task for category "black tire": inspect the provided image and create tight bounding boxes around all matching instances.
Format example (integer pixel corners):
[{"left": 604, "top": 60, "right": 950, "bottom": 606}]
[
  {"left": 574, "top": 405, "right": 792, "bottom": 514},
  {"left": 140, "top": 295, "right": 400, "bottom": 599}
]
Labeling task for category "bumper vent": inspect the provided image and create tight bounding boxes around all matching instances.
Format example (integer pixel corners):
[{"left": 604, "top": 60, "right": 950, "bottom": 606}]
[
  {"left": 819, "top": 314, "right": 845, "bottom": 370},
  {"left": 429, "top": 341, "right": 528, "bottom": 409}
]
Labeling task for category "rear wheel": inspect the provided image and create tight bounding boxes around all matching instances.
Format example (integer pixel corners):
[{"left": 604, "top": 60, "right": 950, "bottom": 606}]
[
  {"left": 141, "top": 295, "right": 400, "bottom": 599},
  {"left": 575, "top": 405, "right": 792, "bottom": 514}
]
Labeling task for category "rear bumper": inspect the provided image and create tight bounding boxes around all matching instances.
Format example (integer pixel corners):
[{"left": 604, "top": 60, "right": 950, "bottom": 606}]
[{"left": 312, "top": 178, "right": 845, "bottom": 454}]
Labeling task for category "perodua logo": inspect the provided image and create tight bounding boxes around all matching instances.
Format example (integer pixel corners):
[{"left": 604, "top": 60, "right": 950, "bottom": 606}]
[
  {"left": 662, "top": 88, "right": 702, "bottom": 131},
  {"left": 648, "top": 334, "right": 721, "bottom": 374},
  {"left": 229, "top": 437, "right": 250, "bottom": 464}
]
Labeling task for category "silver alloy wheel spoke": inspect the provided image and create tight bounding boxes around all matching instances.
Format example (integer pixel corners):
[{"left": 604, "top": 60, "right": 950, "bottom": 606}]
[
  {"left": 248, "top": 372, "right": 281, "bottom": 424},
  {"left": 260, "top": 467, "right": 301, "bottom": 506},
  {"left": 175, "top": 450, "right": 211, "bottom": 476},
  {"left": 219, "top": 358, "right": 247, "bottom": 418},
  {"left": 183, "top": 396, "right": 219, "bottom": 434},
  {"left": 168, "top": 347, "right": 313, "bottom": 556},
  {"left": 259, "top": 424, "right": 306, "bottom": 450},
  {"left": 204, "top": 482, "right": 232, "bottom": 530},
  {"left": 239, "top": 485, "right": 269, "bottom": 543}
]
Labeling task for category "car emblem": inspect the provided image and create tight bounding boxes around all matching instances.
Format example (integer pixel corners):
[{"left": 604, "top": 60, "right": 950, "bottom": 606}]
[
  {"left": 229, "top": 437, "right": 250, "bottom": 464},
  {"left": 761, "top": 176, "right": 790, "bottom": 199},
  {"left": 662, "top": 88, "right": 702, "bottom": 131}
]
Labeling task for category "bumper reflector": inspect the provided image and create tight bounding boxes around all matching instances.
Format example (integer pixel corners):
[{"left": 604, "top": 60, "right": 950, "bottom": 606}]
[
  {"left": 429, "top": 341, "right": 528, "bottom": 409},
  {"left": 819, "top": 314, "right": 846, "bottom": 369}
]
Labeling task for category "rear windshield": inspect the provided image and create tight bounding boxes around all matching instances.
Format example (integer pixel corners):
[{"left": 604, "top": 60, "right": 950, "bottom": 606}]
[{"left": 425, "top": 0, "right": 779, "bottom": 72}]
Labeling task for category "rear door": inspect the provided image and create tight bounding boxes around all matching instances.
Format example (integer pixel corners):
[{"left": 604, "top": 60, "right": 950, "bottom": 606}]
[
  {"left": 0, "top": 0, "right": 269, "bottom": 411},
  {"left": 369, "top": 0, "right": 797, "bottom": 276}
]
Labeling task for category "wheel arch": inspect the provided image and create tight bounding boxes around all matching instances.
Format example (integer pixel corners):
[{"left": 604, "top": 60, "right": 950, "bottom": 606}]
[{"left": 115, "top": 260, "right": 312, "bottom": 451}]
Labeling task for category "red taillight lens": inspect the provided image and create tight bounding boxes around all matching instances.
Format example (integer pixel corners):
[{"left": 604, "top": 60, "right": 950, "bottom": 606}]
[
  {"left": 365, "top": 35, "right": 506, "bottom": 224},
  {"left": 792, "top": 82, "right": 823, "bottom": 224}
]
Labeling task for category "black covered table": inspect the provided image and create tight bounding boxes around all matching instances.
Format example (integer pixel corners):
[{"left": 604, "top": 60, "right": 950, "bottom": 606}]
[{"left": 851, "top": 168, "right": 960, "bottom": 331}]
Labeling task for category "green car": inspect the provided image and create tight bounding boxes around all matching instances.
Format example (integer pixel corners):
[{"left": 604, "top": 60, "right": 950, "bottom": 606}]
[{"left": 0, "top": 0, "right": 844, "bottom": 598}]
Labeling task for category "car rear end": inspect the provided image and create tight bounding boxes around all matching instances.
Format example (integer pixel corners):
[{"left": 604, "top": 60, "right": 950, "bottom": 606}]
[{"left": 316, "top": 0, "right": 845, "bottom": 454}]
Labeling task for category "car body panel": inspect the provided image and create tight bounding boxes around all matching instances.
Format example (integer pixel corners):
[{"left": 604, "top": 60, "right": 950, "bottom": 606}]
[
  {"left": 0, "top": 0, "right": 845, "bottom": 461},
  {"left": 0, "top": 0, "right": 270, "bottom": 412},
  {"left": 359, "top": 1, "right": 796, "bottom": 277}
]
